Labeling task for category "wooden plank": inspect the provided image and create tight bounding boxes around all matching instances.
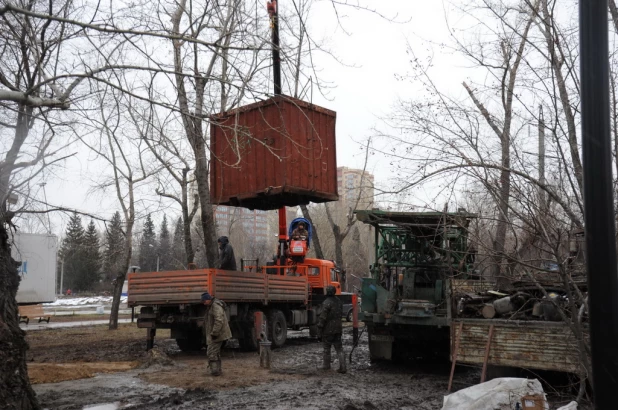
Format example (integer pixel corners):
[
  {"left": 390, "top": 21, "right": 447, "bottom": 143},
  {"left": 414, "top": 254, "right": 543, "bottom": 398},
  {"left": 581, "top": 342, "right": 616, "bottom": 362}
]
[{"left": 18, "top": 304, "right": 45, "bottom": 317}]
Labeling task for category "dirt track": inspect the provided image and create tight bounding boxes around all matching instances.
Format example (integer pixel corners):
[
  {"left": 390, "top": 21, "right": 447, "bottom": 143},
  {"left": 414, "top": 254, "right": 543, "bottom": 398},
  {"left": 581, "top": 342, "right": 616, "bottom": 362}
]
[
  {"left": 28, "top": 323, "right": 467, "bottom": 409},
  {"left": 26, "top": 322, "right": 585, "bottom": 409}
]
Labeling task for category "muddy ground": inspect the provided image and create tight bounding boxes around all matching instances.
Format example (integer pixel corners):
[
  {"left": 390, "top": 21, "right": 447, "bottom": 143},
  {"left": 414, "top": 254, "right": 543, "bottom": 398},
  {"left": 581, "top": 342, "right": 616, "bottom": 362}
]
[{"left": 26, "top": 323, "right": 583, "bottom": 410}]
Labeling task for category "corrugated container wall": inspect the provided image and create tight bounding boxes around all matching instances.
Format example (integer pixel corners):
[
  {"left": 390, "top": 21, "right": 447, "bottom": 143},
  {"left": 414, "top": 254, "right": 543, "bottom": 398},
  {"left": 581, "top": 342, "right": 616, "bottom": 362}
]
[{"left": 210, "top": 96, "right": 338, "bottom": 210}]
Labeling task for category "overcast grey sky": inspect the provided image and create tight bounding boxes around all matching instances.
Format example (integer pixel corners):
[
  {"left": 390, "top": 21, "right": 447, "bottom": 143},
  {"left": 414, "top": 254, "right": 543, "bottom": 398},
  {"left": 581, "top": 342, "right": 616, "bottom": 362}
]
[{"left": 34, "top": 0, "right": 469, "bottom": 234}]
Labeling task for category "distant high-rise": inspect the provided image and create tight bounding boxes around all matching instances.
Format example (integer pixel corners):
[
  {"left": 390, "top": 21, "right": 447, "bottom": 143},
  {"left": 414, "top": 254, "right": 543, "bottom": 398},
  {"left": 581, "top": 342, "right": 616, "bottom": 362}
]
[
  {"left": 336, "top": 167, "right": 375, "bottom": 210},
  {"left": 213, "top": 205, "right": 270, "bottom": 242},
  {"left": 187, "top": 181, "right": 272, "bottom": 244}
]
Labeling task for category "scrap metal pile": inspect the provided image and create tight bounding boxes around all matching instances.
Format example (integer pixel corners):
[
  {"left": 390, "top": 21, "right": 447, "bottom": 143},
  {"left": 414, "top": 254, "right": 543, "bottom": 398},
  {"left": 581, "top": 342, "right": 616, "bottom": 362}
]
[{"left": 454, "top": 277, "right": 588, "bottom": 322}]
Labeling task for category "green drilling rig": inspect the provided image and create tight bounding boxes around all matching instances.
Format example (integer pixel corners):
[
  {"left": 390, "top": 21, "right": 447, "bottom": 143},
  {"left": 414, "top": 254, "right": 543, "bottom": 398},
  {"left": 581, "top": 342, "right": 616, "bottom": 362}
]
[{"left": 356, "top": 210, "right": 477, "bottom": 361}]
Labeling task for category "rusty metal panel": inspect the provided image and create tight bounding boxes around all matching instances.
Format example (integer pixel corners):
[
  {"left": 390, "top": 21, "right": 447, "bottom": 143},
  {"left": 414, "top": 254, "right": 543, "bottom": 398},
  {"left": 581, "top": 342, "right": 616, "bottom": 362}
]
[
  {"left": 452, "top": 319, "right": 582, "bottom": 373},
  {"left": 210, "top": 95, "right": 338, "bottom": 210},
  {"left": 127, "top": 269, "right": 211, "bottom": 306},
  {"left": 451, "top": 279, "right": 494, "bottom": 295}
]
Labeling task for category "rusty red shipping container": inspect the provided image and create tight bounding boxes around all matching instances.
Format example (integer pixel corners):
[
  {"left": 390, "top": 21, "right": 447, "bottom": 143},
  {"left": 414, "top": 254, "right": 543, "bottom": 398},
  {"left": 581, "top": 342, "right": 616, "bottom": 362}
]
[{"left": 210, "top": 95, "right": 338, "bottom": 210}]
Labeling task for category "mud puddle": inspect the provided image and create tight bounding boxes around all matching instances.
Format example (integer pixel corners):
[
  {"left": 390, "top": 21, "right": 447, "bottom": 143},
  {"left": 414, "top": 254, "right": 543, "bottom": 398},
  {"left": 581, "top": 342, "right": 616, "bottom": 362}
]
[{"left": 35, "top": 325, "right": 474, "bottom": 409}]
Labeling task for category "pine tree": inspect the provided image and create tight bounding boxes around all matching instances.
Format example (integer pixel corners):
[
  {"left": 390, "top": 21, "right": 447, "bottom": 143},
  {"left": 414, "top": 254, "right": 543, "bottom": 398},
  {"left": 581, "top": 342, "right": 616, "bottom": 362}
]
[
  {"left": 103, "top": 211, "right": 126, "bottom": 284},
  {"left": 82, "top": 220, "right": 103, "bottom": 290},
  {"left": 172, "top": 217, "right": 186, "bottom": 269},
  {"left": 158, "top": 215, "right": 171, "bottom": 270},
  {"left": 60, "top": 213, "right": 86, "bottom": 292},
  {"left": 138, "top": 214, "right": 158, "bottom": 272}
]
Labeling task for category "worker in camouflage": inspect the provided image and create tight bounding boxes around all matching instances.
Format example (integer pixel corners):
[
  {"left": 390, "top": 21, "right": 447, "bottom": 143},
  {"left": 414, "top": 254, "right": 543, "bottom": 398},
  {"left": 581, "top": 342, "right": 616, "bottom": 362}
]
[
  {"left": 317, "top": 285, "right": 346, "bottom": 373},
  {"left": 202, "top": 291, "right": 232, "bottom": 376}
]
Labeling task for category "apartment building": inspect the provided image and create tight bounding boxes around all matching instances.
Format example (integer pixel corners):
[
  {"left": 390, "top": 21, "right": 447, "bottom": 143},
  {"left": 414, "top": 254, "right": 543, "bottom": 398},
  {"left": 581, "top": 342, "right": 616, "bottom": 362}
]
[{"left": 337, "top": 166, "right": 375, "bottom": 210}]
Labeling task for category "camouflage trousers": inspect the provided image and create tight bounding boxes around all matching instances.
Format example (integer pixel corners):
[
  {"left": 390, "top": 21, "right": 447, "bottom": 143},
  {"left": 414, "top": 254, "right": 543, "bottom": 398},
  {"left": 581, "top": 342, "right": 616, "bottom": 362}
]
[
  {"left": 322, "top": 333, "right": 343, "bottom": 361},
  {"left": 207, "top": 341, "right": 224, "bottom": 361}
]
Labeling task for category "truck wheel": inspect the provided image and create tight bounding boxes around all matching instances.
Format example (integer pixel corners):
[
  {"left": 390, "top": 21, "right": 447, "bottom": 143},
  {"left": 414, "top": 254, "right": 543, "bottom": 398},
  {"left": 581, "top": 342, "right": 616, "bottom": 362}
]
[
  {"left": 267, "top": 310, "right": 287, "bottom": 348},
  {"left": 175, "top": 329, "right": 203, "bottom": 352},
  {"left": 346, "top": 309, "right": 353, "bottom": 322},
  {"left": 176, "top": 337, "right": 203, "bottom": 352},
  {"left": 309, "top": 325, "right": 318, "bottom": 338},
  {"left": 239, "top": 324, "right": 259, "bottom": 351}
]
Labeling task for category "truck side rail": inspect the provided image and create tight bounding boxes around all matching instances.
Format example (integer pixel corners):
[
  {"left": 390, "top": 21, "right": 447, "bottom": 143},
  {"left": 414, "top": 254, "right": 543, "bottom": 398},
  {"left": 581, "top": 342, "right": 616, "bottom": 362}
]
[
  {"left": 128, "top": 270, "right": 210, "bottom": 306},
  {"left": 128, "top": 268, "right": 308, "bottom": 307},
  {"left": 213, "top": 270, "right": 308, "bottom": 304},
  {"left": 451, "top": 318, "right": 583, "bottom": 373}
]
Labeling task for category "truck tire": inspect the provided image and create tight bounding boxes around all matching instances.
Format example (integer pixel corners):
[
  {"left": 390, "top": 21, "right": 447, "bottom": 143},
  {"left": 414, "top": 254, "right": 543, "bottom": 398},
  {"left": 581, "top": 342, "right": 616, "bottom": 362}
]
[
  {"left": 346, "top": 309, "right": 353, "bottom": 322},
  {"left": 267, "top": 310, "right": 287, "bottom": 348},
  {"left": 176, "top": 337, "right": 203, "bottom": 352},
  {"left": 175, "top": 329, "right": 203, "bottom": 352},
  {"left": 309, "top": 325, "right": 318, "bottom": 338},
  {"left": 239, "top": 324, "right": 259, "bottom": 351}
]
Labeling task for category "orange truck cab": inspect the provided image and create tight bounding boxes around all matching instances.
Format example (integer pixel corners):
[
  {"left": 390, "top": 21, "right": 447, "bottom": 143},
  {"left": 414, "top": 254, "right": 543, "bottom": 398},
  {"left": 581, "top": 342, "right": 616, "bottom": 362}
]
[{"left": 299, "top": 258, "right": 342, "bottom": 295}]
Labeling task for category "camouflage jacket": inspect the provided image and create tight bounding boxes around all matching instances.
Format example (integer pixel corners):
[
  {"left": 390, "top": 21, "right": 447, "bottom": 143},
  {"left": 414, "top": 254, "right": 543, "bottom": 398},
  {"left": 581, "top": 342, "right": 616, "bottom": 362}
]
[
  {"left": 317, "top": 296, "right": 343, "bottom": 336},
  {"left": 204, "top": 299, "right": 232, "bottom": 344}
]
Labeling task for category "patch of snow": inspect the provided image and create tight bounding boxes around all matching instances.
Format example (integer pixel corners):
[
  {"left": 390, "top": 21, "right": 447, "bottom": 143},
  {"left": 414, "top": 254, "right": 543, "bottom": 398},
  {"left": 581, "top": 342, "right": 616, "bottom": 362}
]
[{"left": 44, "top": 296, "right": 127, "bottom": 307}]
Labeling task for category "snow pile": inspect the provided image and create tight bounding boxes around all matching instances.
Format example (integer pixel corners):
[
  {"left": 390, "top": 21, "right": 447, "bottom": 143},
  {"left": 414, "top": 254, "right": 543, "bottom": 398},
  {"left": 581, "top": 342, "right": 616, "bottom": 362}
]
[{"left": 44, "top": 296, "right": 127, "bottom": 307}]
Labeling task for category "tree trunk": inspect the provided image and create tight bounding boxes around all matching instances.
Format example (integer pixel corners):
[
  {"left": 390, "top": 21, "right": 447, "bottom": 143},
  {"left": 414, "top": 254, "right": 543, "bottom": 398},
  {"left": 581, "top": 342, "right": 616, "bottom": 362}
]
[
  {"left": 181, "top": 170, "right": 195, "bottom": 265},
  {"left": 300, "top": 204, "right": 324, "bottom": 259},
  {"left": 109, "top": 201, "right": 134, "bottom": 329},
  {"left": 0, "top": 104, "right": 40, "bottom": 409},
  {"left": 171, "top": 0, "right": 218, "bottom": 268},
  {"left": 332, "top": 228, "right": 347, "bottom": 291},
  {"left": 193, "top": 139, "right": 218, "bottom": 268},
  {"left": 540, "top": 0, "right": 583, "bottom": 195},
  {"left": 182, "top": 207, "right": 195, "bottom": 266},
  {"left": 0, "top": 222, "right": 40, "bottom": 410},
  {"left": 492, "top": 151, "right": 510, "bottom": 282}
]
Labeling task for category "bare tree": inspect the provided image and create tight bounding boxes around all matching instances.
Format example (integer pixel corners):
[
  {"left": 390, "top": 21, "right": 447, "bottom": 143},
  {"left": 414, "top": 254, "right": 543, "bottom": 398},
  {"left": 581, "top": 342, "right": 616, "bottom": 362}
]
[
  {"left": 77, "top": 87, "right": 157, "bottom": 329},
  {"left": 375, "top": 0, "right": 592, "bottom": 396},
  {"left": 0, "top": 1, "right": 97, "bottom": 407},
  {"left": 169, "top": 0, "right": 264, "bottom": 267},
  {"left": 131, "top": 104, "right": 199, "bottom": 267}
]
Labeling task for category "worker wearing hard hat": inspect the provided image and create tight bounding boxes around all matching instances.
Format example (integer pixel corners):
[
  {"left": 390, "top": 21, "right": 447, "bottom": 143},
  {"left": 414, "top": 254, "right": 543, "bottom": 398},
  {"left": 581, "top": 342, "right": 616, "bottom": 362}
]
[{"left": 201, "top": 291, "right": 232, "bottom": 376}]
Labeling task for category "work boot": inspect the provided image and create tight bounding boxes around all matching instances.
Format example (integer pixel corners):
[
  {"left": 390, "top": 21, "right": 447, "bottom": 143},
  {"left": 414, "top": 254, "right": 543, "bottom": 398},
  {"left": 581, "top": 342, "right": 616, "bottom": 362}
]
[
  {"left": 209, "top": 360, "right": 222, "bottom": 376},
  {"left": 319, "top": 346, "right": 331, "bottom": 370},
  {"left": 337, "top": 351, "right": 347, "bottom": 374}
]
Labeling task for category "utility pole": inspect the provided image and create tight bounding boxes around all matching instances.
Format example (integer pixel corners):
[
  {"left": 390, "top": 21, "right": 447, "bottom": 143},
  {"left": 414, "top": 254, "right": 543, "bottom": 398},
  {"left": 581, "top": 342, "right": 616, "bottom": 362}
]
[{"left": 579, "top": 1, "right": 618, "bottom": 407}]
